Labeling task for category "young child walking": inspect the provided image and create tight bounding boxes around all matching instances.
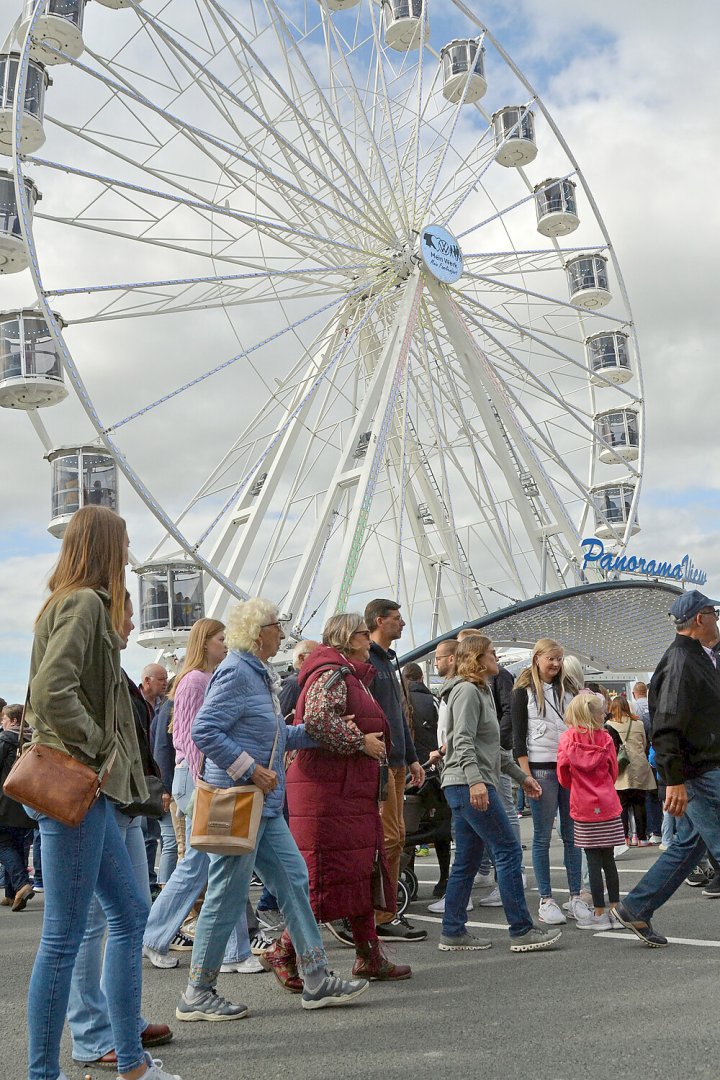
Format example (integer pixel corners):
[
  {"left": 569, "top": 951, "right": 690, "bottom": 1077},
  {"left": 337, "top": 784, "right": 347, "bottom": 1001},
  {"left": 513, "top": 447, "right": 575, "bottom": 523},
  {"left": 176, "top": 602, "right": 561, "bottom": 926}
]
[{"left": 557, "top": 691, "right": 624, "bottom": 930}]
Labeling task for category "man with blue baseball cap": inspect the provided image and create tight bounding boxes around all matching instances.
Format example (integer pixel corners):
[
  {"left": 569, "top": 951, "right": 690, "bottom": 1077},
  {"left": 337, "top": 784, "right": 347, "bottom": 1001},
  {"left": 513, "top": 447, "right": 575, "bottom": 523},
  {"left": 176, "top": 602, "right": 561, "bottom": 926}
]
[{"left": 613, "top": 589, "right": 720, "bottom": 946}]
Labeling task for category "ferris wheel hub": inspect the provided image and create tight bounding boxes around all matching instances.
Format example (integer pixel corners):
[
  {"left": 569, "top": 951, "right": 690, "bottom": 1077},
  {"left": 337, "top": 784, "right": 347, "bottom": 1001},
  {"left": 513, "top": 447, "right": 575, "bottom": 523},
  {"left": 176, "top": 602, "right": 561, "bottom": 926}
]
[{"left": 419, "top": 224, "right": 463, "bottom": 284}]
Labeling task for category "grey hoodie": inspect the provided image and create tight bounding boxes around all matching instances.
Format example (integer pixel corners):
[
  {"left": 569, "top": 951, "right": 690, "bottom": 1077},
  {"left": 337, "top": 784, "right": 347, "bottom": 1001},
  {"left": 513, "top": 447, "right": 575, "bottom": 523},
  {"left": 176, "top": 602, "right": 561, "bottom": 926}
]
[{"left": 439, "top": 676, "right": 527, "bottom": 792}]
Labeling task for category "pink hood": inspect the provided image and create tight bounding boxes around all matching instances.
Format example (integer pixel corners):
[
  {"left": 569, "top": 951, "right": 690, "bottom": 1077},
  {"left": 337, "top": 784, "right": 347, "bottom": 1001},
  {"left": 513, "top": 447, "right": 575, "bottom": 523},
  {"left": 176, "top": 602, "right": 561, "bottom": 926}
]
[{"left": 557, "top": 727, "right": 622, "bottom": 823}]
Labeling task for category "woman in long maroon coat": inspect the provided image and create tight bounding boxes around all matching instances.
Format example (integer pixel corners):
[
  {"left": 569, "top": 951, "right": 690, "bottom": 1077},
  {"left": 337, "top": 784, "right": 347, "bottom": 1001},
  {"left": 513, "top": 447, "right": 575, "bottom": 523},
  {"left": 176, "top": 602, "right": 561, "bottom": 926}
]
[{"left": 286, "top": 612, "right": 411, "bottom": 981}]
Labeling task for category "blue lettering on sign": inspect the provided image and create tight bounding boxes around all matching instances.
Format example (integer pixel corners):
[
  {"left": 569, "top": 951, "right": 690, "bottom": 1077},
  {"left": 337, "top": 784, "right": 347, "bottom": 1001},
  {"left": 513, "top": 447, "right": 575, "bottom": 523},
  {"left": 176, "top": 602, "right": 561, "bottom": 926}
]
[{"left": 580, "top": 538, "right": 707, "bottom": 586}]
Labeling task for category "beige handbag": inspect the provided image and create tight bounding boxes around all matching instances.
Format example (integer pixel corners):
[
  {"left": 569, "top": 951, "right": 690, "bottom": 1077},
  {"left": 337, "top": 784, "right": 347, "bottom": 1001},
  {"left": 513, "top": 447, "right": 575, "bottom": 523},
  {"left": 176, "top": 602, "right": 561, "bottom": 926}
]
[{"left": 190, "top": 726, "right": 279, "bottom": 857}]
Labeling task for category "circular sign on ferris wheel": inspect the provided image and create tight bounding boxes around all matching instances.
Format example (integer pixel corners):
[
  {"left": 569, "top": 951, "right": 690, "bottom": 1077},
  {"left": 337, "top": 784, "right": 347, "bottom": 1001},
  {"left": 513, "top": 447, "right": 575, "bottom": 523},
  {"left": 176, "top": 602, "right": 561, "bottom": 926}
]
[{"left": 420, "top": 223, "right": 464, "bottom": 284}]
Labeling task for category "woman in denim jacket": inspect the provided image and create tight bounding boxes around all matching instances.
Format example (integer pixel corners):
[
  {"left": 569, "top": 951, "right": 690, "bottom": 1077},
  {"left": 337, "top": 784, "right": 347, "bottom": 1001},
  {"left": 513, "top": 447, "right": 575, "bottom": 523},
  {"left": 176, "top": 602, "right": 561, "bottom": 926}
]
[{"left": 175, "top": 597, "right": 369, "bottom": 1018}]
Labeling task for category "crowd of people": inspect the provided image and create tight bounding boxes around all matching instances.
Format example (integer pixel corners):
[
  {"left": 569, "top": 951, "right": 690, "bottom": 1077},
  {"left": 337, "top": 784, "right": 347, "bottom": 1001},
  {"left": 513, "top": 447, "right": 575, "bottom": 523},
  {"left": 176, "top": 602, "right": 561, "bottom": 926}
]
[{"left": 2, "top": 506, "right": 720, "bottom": 1080}]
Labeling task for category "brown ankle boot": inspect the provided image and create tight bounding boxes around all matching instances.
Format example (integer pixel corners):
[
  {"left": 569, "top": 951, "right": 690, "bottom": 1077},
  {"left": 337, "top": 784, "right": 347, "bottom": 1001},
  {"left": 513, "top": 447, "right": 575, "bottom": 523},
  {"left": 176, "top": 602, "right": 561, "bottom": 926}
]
[{"left": 352, "top": 940, "right": 412, "bottom": 981}]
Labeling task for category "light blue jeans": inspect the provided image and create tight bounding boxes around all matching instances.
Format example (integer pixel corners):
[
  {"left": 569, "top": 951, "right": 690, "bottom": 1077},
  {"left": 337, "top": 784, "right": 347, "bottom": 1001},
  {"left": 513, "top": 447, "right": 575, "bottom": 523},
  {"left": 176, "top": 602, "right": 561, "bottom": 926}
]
[
  {"left": 26, "top": 796, "right": 149, "bottom": 1080},
  {"left": 67, "top": 809, "right": 151, "bottom": 1063},
  {"left": 189, "top": 813, "right": 327, "bottom": 988},
  {"left": 623, "top": 768, "right": 720, "bottom": 920},
  {"left": 477, "top": 772, "right": 523, "bottom": 877},
  {"left": 529, "top": 765, "right": 582, "bottom": 898},
  {"left": 157, "top": 809, "right": 178, "bottom": 885},
  {"left": 142, "top": 764, "right": 249, "bottom": 961}
]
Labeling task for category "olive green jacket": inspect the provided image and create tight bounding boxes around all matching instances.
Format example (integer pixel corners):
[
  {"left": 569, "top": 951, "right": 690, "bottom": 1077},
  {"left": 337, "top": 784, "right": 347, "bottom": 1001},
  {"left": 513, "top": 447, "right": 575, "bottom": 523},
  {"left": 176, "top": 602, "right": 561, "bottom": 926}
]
[{"left": 27, "top": 587, "right": 148, "bottom": 807}]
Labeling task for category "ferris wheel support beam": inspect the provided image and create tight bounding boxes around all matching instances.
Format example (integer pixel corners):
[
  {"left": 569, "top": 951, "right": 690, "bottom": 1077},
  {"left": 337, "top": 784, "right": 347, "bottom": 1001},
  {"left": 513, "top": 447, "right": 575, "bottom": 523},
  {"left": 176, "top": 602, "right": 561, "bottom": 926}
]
[
  {"left": 282, "top": 276, "right": 423, "bottom": 622},
  {"left": 427, "top": 277, "right": 578, "bottom": 593},
  {"left": 202, "top": 311, "right": 354, "bottom": 623}
]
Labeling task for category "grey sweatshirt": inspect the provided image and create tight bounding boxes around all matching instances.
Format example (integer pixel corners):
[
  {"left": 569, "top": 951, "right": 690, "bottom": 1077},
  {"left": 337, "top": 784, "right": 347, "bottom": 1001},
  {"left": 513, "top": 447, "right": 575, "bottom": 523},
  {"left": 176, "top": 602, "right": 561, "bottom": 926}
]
[{"left": 439, "top": 676, "right": 527, "bottom": 791}]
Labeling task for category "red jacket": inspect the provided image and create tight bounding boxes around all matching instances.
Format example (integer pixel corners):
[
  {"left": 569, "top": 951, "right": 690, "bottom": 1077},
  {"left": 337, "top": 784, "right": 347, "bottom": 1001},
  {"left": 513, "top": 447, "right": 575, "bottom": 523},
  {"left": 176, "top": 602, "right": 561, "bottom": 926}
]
[
  {"left": 557, "top": 727, "right": 622, "bottom": 823},
  {"left": 285, "top": 645, "right": 394, "bottom": 923}
]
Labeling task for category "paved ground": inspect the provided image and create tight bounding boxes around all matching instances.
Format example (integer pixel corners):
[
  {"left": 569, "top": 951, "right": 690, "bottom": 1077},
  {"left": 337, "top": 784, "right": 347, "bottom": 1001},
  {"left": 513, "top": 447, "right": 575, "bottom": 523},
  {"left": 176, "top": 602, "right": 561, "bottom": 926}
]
[{"left": 3, "top": 821, "right": 720, "bottom": 1080}]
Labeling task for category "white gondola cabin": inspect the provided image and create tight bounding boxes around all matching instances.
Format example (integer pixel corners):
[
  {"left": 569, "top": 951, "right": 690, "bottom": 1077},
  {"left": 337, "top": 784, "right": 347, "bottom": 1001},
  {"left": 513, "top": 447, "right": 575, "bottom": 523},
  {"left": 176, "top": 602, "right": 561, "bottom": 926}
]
[
  {"left": 591, "top": 482, "right": 639, "bottom": 539},
  {"left": 381, "top": 0, "right": 428, "bottom": 52},
  {"left": 0, "top": 169, "right": 39, "bottom": 273},
  {"left": 0, "top": 52, "right": 50, "bottom": 155},
  {"left": 17, "top": 0, "right": 85, "bottom": 66},
  {"left": 586, "top": 331, "right": 632, "bottom": 386},
  {"left": 322, "top": 0, "right": 361, "bottom": 11},
  {"left": 594, "top": 408, "right": 639, "bottom": 464},
  {"left": 492, "top": 106, "right": 536, "bottom": 167},
  {"left": 534, "top": 178, "right": 579, "bottom": 237},
  {"left": 566, "top": 253, "right": 611, "bottom": 309},
  {"left": 440, "top": 39, "right": 486, "bottom": 103},
  {"left": 47, "top": 445, "right": 118, "bottom": 537},
  {"left": 0, "top": 308, "right": 66, "bottom": 408},
  {"left": 135, "top": 558, "right": 205, "bottom": 648}
]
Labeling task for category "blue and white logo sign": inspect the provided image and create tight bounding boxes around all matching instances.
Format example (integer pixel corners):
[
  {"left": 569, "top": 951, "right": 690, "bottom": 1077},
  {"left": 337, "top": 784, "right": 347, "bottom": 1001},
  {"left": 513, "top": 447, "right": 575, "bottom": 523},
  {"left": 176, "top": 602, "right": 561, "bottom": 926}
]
[{"left": 420, "top": 224, "right": 463, "bottom": 284}]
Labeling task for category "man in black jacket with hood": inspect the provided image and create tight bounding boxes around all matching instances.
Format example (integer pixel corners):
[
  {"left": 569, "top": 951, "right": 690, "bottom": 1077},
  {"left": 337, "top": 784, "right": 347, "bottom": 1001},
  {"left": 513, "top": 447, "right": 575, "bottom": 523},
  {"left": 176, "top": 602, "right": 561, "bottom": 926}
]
[{"left": 614, "top": 590, "right": 720, "bottom": 946}]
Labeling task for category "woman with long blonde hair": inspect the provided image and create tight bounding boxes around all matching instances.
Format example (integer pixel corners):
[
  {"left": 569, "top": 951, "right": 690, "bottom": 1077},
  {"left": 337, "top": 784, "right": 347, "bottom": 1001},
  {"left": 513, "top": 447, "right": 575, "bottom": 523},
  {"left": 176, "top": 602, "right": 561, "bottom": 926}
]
[
  {"left": 26, "top": 506, "right": 178, "bottom": 1080},
  {"left": 512, "top": 638, "right": 586, "bottom": 927},
  {"left": 436, "top": 636, "right": 560, "bottom": 954},
  {"left": 142, "top": 619, "right": 258, "bottom": 975}
]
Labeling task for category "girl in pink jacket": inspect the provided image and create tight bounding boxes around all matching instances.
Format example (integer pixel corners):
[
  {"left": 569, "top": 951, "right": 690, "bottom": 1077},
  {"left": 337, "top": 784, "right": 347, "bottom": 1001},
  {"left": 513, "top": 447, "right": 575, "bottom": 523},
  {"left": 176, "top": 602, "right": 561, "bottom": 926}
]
[{"left": 557, "top": 692, "right": 623, "bottom": 931}]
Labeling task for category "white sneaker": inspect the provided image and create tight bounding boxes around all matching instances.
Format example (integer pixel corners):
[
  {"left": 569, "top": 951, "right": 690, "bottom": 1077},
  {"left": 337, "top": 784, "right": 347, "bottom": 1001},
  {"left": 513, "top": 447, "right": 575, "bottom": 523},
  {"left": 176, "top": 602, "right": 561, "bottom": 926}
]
[
  {"left": 614, "top": 843, "right": 629, "bottom": 858},
  {"left": 538, "top": 898, "right": 566, "bottom": 925},
  {"left": 478, "top": 886, "right": 503, "bottom": 907},
  {"left": 565, "top": 896, "right": 593, "bottom": 922},
  {"left": 220, "top": 956, "right": 265, "bottom": 974},
  {"left": 521, "top": 872, "right": 527, "bottom": 889},
  {"left": 648, "top": 834, "right": 662, "bottom": 845},
  {"left": 142, "top": 1052, "right": 183, "bottom": 1079},
  {"left": 143, "top": 945, "right": 179, "bottom": 969},
  {"left": 474, "top": 871, "right": 494, "bottom": 888},
  {"left": 427, "top": 896, "right": 473, "bottom": 914},
  {"left": 576, "top": 911, "right": 613, "bottom": 931}
]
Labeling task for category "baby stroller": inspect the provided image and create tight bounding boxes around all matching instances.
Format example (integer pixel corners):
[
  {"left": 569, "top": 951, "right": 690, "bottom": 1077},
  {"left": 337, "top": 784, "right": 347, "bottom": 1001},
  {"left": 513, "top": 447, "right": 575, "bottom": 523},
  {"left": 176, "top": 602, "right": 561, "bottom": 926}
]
[{"left": 397, "top": 764, "right": 452, "bottom": 916}]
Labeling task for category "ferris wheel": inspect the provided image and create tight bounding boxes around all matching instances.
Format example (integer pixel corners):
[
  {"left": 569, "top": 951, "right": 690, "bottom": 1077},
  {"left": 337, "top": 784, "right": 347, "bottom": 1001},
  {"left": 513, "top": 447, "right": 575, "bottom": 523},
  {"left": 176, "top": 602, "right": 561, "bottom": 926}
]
[{"left": 1, "top": 0, "right": 644, "bottom": 651}]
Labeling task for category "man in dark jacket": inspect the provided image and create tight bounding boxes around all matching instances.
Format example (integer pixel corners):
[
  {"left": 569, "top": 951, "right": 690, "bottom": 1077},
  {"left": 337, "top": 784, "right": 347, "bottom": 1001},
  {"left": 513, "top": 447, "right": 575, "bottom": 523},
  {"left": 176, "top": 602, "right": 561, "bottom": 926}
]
[
  {"left": 0, "top": 704, "right": 37, "bottom": 910},
  {"left": 614, "top": 590, "right": 720, "bottom": 946},
  {"left": 366, "top": 599, "right": 425, "bottom": 942},
  {"left": 278, "top": 639, "right": 320, "bottom": 718}
]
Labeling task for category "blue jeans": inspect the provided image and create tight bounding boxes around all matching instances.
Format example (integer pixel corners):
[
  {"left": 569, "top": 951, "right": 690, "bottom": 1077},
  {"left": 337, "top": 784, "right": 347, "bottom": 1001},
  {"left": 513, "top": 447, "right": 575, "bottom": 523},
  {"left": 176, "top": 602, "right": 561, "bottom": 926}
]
[
  {"left": 142, "top": 815, "right": 161, "bottom": 887},
  {"left": 529, "top": 765, "right": 582, "bottom": 898},
  {"left": 67, "top": 810, "right": 151, "bottom": 1063},
  {"left": 477, "top": 773, "right": 523, "bottom": 877},
  {"left": 442, "top": 784, "right": 533, "bottom": 939},
  {"left": 157, "top": 809, "right": 178, "bottom": 885},
  {"left": 143, "top": 765, "right": 249, "bottom": 962},
  {"left": 26, "top": 796, "right": 149, "bottom": 1080},
  {"left": 189, "top": 813, "right": 327, "bottom": 987},
  {"left": 0, "top": 826, "right": 33, "bottom": 893},
  {"left": 33, "top": 829, "right": 43, "bottom": 887},
  {"left": 623, "top": 768, "right": 720, "bottom": 921}
]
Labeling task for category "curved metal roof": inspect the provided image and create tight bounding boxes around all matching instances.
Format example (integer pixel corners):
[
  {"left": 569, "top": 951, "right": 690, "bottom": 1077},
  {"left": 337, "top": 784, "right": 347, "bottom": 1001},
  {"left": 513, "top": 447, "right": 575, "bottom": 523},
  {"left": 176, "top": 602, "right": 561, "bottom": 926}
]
[{"left": 400, "top": 580, "right": 684, "bottom": 671}]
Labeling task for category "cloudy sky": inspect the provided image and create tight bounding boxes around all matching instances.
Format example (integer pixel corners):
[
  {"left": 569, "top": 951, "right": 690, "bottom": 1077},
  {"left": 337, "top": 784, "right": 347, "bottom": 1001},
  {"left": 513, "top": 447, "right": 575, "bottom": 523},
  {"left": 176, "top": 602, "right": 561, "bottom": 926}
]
[{"left": 1, "top": 0, "right": 719, "bottom": 701}]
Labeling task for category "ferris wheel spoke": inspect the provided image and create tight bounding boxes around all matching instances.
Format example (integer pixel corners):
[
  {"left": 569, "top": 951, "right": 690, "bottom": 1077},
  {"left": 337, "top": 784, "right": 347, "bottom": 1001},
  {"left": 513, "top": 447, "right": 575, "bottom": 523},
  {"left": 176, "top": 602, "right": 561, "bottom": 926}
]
[
  {"left": 129, "top": 5, "right": 386, "bottom": 246},
  {"left": 459, "top": 269, "right": 628, "bottom": 325},
  {"left": 213, "top": 0, "right": 394, "bottom": 236}
]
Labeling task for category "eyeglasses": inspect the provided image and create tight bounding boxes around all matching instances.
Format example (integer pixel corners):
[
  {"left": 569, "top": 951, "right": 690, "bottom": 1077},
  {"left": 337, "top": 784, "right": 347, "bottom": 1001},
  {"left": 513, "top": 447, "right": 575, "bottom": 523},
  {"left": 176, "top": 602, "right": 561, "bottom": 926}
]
[
  {"left": 261, "top": 621, "right": 286, "bottom": 629},
  {"left": 699, "top": 609, "right": 720, "bottom": 619}
]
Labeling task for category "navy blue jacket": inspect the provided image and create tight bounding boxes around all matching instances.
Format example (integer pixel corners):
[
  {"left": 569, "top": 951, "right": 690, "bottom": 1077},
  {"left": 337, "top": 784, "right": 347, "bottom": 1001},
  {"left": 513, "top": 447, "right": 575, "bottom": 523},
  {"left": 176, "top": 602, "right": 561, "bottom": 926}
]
[{"left": 368, "top": 642, "right": 418, "bottom": 769}]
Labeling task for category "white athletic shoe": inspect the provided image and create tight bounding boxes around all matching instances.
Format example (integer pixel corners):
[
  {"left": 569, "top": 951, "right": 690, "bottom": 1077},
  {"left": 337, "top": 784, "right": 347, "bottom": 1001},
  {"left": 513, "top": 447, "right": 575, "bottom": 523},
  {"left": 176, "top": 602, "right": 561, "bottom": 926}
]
[
  {"left": 538, "top": 897, "right": 567, "bottom": 925},
  {"left": 576, "top": 911, "right": 613, "bottom": 931},
  {"left": 143, "top": 945, "right": 179, "bottom": 969},
  {"left": 473, "top": 871, "right": 494, "bottom": 888},
  {"left": 427, "top": 895, "right": 473, "bottom": 914},
  {"left": 478, "top": 886, "right": 503, "bottom": 907},
  {"left": 220, "top": 956, "right": 266, "bottom": 974},
  {"left": 564, "top": 896, "right": 593, "bottom": 922}
]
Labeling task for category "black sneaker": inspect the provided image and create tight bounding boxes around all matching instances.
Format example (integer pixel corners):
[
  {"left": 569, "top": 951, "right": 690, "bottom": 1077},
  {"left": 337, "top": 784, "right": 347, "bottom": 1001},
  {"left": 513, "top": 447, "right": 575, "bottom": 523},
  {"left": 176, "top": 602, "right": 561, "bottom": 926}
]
[
  {"left": 325, "top": 918, "right": 355, "bottom": 946},
  {"left": 685, "top": 865, "right": 712, "bottom": 887},
  {"left": 612, "top": 902, "right": 668, "bottom": 947},
  {"left": 702, "top": 873, "right": 720, "bottom": 898},
  {"left": 169, "top": 931, "right": 194, "bottom": 952},
  {"left": 432, "top": 879, "right": 448, "bottom": 899},
  {"left": 376, "top": 915, "right": 427, "bottom": 942}
]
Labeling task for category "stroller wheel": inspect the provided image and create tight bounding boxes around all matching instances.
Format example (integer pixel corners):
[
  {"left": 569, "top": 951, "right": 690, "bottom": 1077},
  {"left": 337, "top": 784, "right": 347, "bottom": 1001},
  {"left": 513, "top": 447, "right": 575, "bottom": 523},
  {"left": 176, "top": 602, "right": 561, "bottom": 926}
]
[
  {"left": 396, "top": 878, "right": 410, "bottom": 917},
  {"left": 401, "top": 868, "right": 419, "bottom": 901}
]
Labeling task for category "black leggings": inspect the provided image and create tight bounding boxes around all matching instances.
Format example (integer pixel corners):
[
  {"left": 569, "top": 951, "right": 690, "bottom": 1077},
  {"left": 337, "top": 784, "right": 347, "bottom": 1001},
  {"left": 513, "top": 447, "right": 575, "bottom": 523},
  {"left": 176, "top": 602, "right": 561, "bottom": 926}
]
[
  {"left": 585, "top": 847, "right": 619, "bottom": 908},
  {"left": 618, "top": 789, "right": 647, "bottom": 841}
]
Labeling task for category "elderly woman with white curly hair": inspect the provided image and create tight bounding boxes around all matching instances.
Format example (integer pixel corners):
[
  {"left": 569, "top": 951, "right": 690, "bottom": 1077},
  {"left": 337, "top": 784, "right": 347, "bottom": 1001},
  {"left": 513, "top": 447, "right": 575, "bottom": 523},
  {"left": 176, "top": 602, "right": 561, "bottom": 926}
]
[{"left": 174, "top": 598, "right": 369, "bottom": 1021}]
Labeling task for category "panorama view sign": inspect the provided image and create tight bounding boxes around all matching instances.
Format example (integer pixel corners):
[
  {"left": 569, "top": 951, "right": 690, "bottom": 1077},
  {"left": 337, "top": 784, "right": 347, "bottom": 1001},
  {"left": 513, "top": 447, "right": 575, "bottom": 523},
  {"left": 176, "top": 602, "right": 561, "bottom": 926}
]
[
  {"left": 420, "top": 224, "right": 463, "bottom": 284},
  {"left": 581, "top": 538, "right": 707, "bottom": 586}
]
